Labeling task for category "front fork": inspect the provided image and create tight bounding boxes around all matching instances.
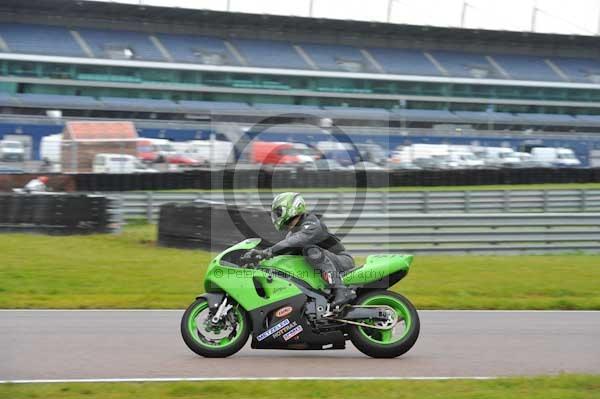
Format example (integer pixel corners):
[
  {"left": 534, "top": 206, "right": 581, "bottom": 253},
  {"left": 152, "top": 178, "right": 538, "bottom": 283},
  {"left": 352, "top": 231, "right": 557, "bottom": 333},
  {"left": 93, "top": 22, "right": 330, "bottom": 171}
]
[{"left": 211, "top": 295, "right": 233, "bottom": 323}]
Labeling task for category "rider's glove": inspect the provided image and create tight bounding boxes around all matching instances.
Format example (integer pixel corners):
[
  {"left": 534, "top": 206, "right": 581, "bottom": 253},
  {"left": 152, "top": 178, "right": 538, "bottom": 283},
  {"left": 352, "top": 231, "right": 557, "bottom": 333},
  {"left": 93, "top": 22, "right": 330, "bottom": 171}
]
[{"left": 246, "top": 248, "right": 272, "bottom": 261}]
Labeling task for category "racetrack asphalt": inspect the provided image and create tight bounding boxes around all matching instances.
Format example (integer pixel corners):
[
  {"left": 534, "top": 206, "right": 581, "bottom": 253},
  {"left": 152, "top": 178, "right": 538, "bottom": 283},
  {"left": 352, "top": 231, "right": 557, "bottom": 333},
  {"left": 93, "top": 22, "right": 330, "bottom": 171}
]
[{"left": 1, "top": 310, "right": 599, "bottom": 381}]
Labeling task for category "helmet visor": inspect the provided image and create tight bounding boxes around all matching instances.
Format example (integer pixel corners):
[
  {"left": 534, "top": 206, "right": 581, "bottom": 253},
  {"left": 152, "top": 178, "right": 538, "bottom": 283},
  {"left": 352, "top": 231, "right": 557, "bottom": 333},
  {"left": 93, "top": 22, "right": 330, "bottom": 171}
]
[{"left": 271, "top": 206, "right": 283, "bottom": 227}]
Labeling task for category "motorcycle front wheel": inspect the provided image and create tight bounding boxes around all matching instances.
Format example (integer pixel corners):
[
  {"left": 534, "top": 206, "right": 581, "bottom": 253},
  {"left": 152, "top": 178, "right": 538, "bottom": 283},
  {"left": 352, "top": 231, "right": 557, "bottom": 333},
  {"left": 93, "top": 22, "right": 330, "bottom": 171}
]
[
  {"left": 348, "top": 290, "right": 420, "bottom": 358},
  {"left": 181, "top": 298, "right": 250, "bottom": 358}
]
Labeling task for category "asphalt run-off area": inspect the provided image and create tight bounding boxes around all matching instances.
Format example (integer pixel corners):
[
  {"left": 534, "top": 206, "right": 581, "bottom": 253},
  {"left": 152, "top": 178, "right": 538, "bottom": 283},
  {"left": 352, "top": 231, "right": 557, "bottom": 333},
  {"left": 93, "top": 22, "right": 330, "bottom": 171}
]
[{"left": 1, "top": 310, "right": 599, "bottom": 382}]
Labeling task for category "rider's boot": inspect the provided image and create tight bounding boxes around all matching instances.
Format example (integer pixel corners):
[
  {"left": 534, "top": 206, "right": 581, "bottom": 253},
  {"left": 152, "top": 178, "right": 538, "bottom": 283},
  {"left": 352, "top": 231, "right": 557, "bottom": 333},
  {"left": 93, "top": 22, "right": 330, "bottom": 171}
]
[{"left": 331, "top": 284, "right": 356, "bottom": 309}]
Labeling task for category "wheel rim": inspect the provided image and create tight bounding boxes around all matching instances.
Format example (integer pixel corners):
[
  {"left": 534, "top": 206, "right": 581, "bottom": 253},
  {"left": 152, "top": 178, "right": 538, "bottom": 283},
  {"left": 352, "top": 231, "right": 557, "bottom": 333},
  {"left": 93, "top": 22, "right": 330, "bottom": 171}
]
[
  {"left": 187, "top": 301, "right": 245, "bottom": 348},
  {"left": 357, "top": 295, "right": 412, "bottom": 345}
]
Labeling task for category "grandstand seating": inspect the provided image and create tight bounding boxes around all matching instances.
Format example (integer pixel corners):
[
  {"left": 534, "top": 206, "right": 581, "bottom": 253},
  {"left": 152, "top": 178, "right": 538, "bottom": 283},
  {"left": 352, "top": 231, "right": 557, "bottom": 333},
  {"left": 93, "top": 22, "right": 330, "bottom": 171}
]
[
  {"left": 299, "top": 43, "right": 372, "bottom": 72},
  {"left": 3, "top": 91, "right": 600, "bottom": 127},
  {"left": 390, "top": 109, "right": 458, "bottom": 122},
  {"left": 2, "top": 22, "right": 600, "bottom": 84},
  {"left": 491, "top": 54, "right": 560, "bottom": 81},
  {"left": 177, "top": 100, "right": 252, "bottom": 113},
  {"left": 430, "top": 50, "right": 500, "bottom": 78},
  {"left": 0, "top": 23, "right": 84, "bottom": 57},
  {"left": 78, "top": 28, "right": 166, "bottom": 61},
  {"left": 155, "top": 33, "right": 238, "bottom": 65},
  {"left": 99, "top": 97, "right": 180, "bottom": 112},
  {"left": 16, "top": 93, "right": 100, "bottom": 108},
  {"left": 232, "top": 39, "right": 307, "bottom": 69},
  {"left": 368, "top": 47, "right": 440, "bottom": 76},
  {"left": 550, "top": 57, "right": 600, "bottom": 83}
]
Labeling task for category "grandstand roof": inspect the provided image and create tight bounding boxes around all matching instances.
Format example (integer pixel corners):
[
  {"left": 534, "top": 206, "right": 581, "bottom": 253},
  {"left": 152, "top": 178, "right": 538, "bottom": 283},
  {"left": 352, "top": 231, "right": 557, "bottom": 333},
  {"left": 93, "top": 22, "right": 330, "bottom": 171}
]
[
  {"left": 1, "top": 0, "right": 599, "bottom": 54},
  {"left": 64, "top": 121, "right": 138, "bottom": 141}
]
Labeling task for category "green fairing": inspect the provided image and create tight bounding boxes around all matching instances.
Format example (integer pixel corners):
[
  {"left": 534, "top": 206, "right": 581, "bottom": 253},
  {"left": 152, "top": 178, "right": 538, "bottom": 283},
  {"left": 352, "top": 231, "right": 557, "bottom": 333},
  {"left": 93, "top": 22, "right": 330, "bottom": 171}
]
[
  {"left": 343, "top": 254, "right": 413, "bottom": 285},
  {"left": 203, "top": 239, "right": 412, "bottom": 311},
  {"left": 261, "top": 256, "right": 328, "bottom": 291},
  {"left": 204, "top": 239, "right": 303, "bottom": 311}
]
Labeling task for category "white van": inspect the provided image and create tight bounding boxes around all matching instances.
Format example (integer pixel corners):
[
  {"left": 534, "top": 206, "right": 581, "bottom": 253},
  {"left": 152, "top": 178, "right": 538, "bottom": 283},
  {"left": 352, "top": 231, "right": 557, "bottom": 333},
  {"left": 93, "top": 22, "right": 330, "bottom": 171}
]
[
  {"left": 93, "top": 153, "right": 157, "bottom": 173},
  {"left": 0, "top": 140, "right": 25, "bottom": 162},
  {"left": 484, "top": 147, "right": 521, "bottom": 167},
  {"left": 447, "top": 152, "right": 485, "bottom": 168},
  {"left": 531, "top": 147, "right": 581, "bottom": 167}
]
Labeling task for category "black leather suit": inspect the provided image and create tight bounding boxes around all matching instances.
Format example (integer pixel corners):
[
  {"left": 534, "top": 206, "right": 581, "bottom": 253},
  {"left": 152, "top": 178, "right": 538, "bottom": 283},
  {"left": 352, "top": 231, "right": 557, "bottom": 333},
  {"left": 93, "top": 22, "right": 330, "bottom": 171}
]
[{"left": 268, "top": 213, "right": 354, "bottom": 286}]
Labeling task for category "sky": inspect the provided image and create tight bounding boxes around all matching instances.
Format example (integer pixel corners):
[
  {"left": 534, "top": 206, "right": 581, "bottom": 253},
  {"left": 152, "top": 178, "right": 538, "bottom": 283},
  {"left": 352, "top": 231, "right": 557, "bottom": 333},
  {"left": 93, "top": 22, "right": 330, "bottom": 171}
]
[{"left": 88, "top": 0, "right": 600, "bottom": 35}]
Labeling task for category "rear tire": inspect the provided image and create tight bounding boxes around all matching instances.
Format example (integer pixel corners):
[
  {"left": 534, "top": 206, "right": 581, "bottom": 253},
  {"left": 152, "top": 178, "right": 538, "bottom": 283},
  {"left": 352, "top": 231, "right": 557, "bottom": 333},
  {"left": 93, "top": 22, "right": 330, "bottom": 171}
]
[
  {"left": 181, "top": 298, "right": 250, "bottom": 358},
  {"left": 348, "top": 290, "right": 420, "bottom": 358}
]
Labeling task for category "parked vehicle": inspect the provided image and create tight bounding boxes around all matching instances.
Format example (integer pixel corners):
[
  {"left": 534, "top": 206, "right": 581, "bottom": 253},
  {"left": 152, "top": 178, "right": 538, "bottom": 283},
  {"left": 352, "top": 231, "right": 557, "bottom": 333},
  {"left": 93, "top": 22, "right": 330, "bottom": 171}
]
[
  {"left": 447, "top": 152, "right": 485, "bottom": 168},
  {"left": 350, "top": 161, "right": 385, "bottom": 170},
  {"left": 251, "top": 141, "right": 314, "bottom": 165},
  {"left": 0, "top": 140, "right": 25, "bottom": 162},
  {"left": 166, "top": 153, "right": 203, "bottom": 167},
  {"left": 181, "top": 238, "right": 420, "bottom": 358},
  {"left": 530, "top": 147, "right": 581, "bottom": 167},
  {"left": 39, "top": 134, "right": 62, "bottom": 172},
  {"left": 356, "top": 143, "right": 387, "bottom": 165},
  {"left": 483, "top": 147, "right": 521, "bottom": 167},
  {"left": 0, "top": 165, "right": 24, "bottom": 173},
  {"left": 304, "top": 159, "right": 346, "bottom": 170},
  {"left": 184, "top": 140, "right": 235, "bottom": 165},
  {"left": 137, "top": 139, "right": 176, "bottom": 163},
  {"left": 93, "top": 153, "right": 157, "bottom": 173}
]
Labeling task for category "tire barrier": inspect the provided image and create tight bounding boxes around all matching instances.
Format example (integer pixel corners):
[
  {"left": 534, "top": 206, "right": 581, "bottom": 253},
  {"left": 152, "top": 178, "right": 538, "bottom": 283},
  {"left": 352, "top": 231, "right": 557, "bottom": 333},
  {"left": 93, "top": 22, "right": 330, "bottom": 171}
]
[
  {"left": 158, "top": 201, "right": 285, "bottom": 251},
  {"left": 0, "top": 193, "right": 112, "bottom": 234},
  {"left": 2, "top": 167, "right": 600, "bottom": 192},
  {"left": 73, "top": 167, "right": 600, "bottom": 191}
]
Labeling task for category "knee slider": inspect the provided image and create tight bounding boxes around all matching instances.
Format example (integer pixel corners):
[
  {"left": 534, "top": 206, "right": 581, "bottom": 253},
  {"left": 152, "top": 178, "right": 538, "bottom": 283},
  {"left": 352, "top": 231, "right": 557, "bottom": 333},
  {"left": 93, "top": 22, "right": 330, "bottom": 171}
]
[{"left": 303, "top": 245, "right": 323, "bottom": 261}]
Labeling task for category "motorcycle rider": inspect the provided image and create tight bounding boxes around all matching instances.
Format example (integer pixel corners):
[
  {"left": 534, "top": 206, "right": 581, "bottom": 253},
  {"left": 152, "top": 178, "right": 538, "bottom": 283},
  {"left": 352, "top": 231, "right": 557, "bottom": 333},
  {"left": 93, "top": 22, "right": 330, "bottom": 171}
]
[
  {"left": 23, "top": 176, "right": 49, "bottom": 193},
  {"left": 246, "top": 192, "right": 356, "bottom": 309}
]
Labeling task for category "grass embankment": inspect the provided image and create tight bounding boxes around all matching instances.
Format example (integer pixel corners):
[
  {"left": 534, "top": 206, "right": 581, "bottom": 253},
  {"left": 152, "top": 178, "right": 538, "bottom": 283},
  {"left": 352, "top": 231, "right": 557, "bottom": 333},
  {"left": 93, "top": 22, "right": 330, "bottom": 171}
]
[
  {"left": 1, "top": 224, "right": 599, "bottom": 309},
  {"left": 1, "top": 375, "right": 599, "bottom": 399},
  {"left": 159, "top": 182, "right": 600, "bottom": 193}
]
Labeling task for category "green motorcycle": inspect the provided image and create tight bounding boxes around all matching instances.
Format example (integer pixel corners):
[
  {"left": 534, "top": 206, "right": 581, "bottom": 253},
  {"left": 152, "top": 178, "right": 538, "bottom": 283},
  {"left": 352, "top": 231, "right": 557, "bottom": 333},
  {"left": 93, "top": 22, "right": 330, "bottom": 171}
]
[{"left": 181, "top": 238, "right": 420, "bottom": 358}]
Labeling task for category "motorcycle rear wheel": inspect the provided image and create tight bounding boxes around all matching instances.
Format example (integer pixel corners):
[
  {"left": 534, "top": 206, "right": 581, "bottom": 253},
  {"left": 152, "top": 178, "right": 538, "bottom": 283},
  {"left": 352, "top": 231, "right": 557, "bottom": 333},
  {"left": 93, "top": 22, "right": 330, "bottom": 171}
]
[
  {"left": 348, "top": 290, "right": 420, "bottom": 358},
  {"left": 181, "top": 298, "right": 250, "bottom": 358}
]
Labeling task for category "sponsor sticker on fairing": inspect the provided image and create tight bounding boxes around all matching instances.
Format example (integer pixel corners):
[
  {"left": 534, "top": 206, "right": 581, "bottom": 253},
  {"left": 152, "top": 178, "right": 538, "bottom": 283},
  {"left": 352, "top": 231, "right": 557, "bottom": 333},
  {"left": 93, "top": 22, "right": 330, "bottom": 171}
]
[
  {"left": 272, "top": 321, "right": 297, "bottom": 339},
  {"left": 283, "top": 325, "right": 303, "bottom": 341},
  {"left": 275, "top": 306, "right": 293, "bottom": 318},
  {"left": 256, "top": 319, "right": 290, "bottom": 341}
]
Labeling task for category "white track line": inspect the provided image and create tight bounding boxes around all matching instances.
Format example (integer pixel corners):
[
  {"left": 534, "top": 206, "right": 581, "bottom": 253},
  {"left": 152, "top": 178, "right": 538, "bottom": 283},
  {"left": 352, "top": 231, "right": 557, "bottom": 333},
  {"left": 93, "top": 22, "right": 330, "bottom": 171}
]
[{"left": 0, "top": 376, "right": 497, "bottom": 384}]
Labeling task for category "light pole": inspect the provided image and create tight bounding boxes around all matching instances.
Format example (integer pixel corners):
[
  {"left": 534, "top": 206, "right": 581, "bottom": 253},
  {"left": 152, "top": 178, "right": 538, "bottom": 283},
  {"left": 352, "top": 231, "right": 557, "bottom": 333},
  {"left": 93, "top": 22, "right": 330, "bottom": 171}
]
[
  {"left": 460, "top": 1, "right": 471, "bottom": 28},
  {"left": 387, "top": 0, "right": 401, "bottom": 23},
  {"left": 531, "top": 0, "right": 538, "bottom": 32},
  {"left": 309, "top": 0, "right": 314, "bottom": 17}
]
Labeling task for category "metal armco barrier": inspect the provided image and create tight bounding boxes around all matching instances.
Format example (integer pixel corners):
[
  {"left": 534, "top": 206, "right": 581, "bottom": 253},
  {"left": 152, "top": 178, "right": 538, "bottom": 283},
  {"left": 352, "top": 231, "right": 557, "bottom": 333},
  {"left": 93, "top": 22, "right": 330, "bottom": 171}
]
[
  {"left": 108, "top": 189, "right": 600, "bottom": 222},
  {"left": 323, "top": 213, "right": 600, "bottom": 255}
]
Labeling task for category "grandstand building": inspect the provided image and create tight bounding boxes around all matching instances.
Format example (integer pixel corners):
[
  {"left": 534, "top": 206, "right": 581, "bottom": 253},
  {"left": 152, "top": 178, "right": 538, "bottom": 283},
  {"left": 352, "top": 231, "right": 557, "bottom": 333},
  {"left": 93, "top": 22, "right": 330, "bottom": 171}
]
[{"left": 1, "top": 0, "right": 600, "bottom": 164}]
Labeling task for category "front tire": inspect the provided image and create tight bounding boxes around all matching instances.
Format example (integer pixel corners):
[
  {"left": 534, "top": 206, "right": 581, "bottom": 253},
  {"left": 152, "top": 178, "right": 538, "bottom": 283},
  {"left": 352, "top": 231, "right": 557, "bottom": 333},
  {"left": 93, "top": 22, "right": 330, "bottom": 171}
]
[
  {"left": 181, "top": 298, "right": 250, "bottom": 358},
  {"left": 348, "top": 290, "right": 420, "bottom": 358}
]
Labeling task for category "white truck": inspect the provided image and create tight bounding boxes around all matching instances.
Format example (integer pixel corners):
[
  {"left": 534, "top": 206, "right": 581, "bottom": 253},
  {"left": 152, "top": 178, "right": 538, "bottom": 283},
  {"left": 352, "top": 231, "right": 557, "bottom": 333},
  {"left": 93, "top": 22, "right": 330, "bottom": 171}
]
[
  {"left": 184, "top": 139, "right": 235, "bottom": 165},
  {"left": 93, "top": 153, "right": 157, "bottom": 173},
  {"left": 0, "top": 140, "right": 25, "bottom": 162},
  {"left": 530, "top": 147, "right": 581, "bottom": 167},
  {"left": 40, "top": 134, "right": 63, "bottom": 172}
]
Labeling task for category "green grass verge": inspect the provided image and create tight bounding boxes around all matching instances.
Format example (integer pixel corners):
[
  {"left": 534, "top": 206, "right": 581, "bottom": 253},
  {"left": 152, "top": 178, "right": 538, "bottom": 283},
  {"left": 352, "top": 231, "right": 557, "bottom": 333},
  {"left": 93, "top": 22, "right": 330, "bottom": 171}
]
[
  {"left": 1, "top": 224, "right": 599, "bottom": 309},
  {"left": 1, "top": 375, "right": 599, "bottom": 399},
  {"left": 157, "top": 183, "right": 600, "bottom": 193}
]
